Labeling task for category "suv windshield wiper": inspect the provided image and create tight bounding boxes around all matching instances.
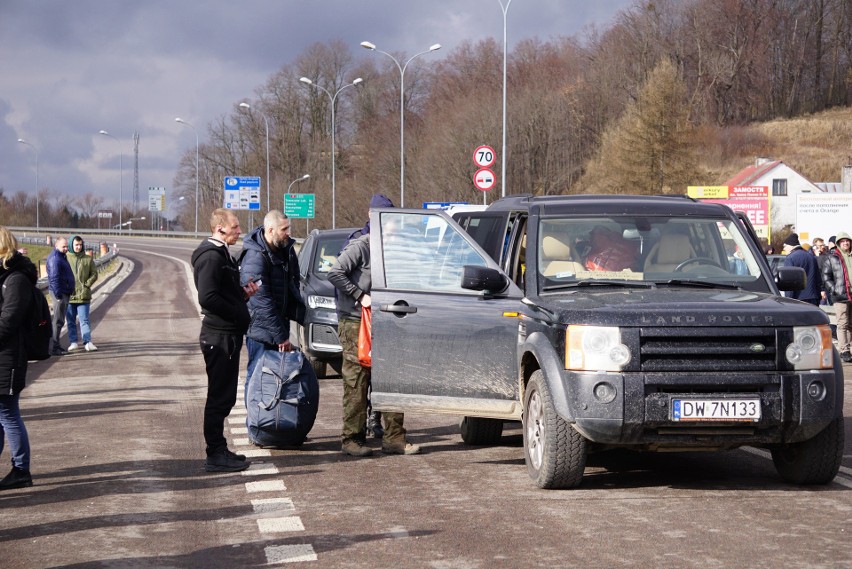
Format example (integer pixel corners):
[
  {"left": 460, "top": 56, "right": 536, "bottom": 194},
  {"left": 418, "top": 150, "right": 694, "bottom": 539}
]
[
  {"left": 662, "top": 279, "right": 742, "bottom": 290},
  {"left": 543, "top": 280, "right": 655, "bottom": 292}
]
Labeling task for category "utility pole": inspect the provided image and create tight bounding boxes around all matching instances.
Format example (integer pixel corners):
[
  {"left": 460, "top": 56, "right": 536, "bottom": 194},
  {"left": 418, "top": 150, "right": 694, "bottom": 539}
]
[{"left": 133, "top": 132, "right": 140, "bottom": 213}]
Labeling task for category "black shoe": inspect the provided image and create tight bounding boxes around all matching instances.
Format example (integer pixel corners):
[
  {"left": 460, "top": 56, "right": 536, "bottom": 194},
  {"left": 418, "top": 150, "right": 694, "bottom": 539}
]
[
  {"left": 225, "top": 448, "right": 246, "bottom": 462},
  {"left": 51, "top": 348, "right": 67, "bottom": 356},
  {"left": 204, "top": 451, "right": 250, "bottom": 472},
  {"left": 841, "top": 351, "right": 852, "bottom": 363},
  {"left": 0, "top": 467, "right": 33, "bottom": 490},
  {"left": 366, "top": 411, "right": 384, "bottom": 439}
]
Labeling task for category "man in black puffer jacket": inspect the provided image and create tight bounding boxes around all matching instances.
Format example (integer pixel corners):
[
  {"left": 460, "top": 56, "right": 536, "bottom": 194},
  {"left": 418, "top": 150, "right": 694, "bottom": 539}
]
[
  {"left": 239, "top": 210, "right": 305, "bottom": 385},
  {"left": 191, "top": 209, "right": 258, "bottom": 473}
]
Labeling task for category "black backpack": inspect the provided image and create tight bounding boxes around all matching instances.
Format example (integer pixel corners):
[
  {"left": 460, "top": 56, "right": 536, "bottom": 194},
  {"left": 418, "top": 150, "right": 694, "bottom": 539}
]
[{"left": 23, "top": 286, "right": 52, "bottom": 361}]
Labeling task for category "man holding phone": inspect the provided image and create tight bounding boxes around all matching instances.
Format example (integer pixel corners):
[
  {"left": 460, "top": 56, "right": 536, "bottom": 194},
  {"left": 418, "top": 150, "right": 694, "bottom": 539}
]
[
  {"left": 239, "top": 210, "right": 305, "bottom": 384},
  {"left": 191, "top": 208, "right": 258, "bottom": 472}
]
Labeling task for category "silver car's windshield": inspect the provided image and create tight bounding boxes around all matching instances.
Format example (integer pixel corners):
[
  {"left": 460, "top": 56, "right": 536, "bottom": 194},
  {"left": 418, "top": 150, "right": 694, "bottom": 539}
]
[{"left": 537, "top": 215, "right": 767, "bottom": 292}]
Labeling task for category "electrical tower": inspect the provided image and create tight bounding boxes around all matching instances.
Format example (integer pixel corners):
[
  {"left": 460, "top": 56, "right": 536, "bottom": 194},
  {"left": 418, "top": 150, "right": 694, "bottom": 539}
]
[{"left": 133, "top": 131, "right": 140, "bottom": 213}]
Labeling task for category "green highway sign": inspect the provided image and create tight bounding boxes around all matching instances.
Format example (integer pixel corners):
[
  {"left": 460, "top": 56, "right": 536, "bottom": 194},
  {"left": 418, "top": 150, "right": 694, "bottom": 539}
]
[{"left": 284, "top": 193, "right": 315, "bottom": 219}]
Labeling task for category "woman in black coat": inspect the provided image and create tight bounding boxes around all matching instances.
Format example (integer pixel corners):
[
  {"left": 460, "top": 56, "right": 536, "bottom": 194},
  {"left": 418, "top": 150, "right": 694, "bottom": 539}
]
[{"left": 0, "top": 226, "right": 36, "bottom": 490}]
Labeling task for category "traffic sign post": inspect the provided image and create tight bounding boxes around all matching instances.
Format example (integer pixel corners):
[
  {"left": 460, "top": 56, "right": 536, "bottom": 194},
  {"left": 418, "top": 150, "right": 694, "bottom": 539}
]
[
  {"left": 284, "top": 194, "right": 315, "bottom": 238},
  {"left": 473, "top": 145, "right": 496, "bottom": 168},
  {"left": 223, "top": 176, "right": 261, "bottom": 210},
  {"left": 473, "top": 145, "right": 496, "bottom": 204},
  {"left": 473, "top": 168, "right": 496, "bottom": 192}
]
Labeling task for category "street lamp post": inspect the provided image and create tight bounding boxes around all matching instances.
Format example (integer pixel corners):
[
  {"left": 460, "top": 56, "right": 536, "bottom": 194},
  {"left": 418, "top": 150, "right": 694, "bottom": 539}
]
[
  {"left": 175, "top": 118, "right": 199, "bottom": 234},
  {"left": 98, "top": 130, "right": 123, "bottom": 232},
  {"left": 498, "top": 0, "right": 512, "bottom": 198},
  {"left": 238, "top": 103, "right": 271, "bottom": 211},
  {"left": 361, "top": 41, "right": 441, "bottom": 207},
  {"left": 287, "top": 174, "right": 310, "bottom": 236},
  {"left": 17, "top": 138, "right": 39, "bottom": 230},
  {"left": 299, "top": 76, "right": 363, "bottom": 229}
]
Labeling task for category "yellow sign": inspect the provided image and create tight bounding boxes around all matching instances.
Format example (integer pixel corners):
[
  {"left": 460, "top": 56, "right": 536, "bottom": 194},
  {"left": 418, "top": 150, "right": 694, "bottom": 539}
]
[{"left": 687, "top": 186, "right": 729, "bottom": 199}]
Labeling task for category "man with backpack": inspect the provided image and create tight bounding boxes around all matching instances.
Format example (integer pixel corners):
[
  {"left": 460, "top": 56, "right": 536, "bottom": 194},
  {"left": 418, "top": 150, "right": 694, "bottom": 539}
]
[{"left": 46, "top": 237, "right": 74, "bottom": 356}]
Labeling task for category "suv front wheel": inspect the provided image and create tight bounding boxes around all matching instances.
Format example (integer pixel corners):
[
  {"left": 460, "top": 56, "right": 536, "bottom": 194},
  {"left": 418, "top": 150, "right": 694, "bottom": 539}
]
[{"left": 523, "top": 370, "right": 587, "bottom": 489}]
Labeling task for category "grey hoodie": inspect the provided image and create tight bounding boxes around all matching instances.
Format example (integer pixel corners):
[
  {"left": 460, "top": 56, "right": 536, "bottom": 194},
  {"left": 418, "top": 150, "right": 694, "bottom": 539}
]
[{"left": 328, "top": 234, "right": 371, "bottom": 320}]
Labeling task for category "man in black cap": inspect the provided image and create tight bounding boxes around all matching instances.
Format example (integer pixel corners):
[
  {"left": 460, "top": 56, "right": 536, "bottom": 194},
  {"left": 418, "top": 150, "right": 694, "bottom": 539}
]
[{"left": 782, "top": 233, "right": 823, "bottom": 306}]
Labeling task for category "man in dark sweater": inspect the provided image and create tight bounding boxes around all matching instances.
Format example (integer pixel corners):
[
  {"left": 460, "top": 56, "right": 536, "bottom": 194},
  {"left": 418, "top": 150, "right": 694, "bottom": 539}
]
[
  {"left": 191, "top": 208, "right": 259, "bottom": 472},
  {"left": 782, "top": 232, "right": 824, "bottom": 306}
]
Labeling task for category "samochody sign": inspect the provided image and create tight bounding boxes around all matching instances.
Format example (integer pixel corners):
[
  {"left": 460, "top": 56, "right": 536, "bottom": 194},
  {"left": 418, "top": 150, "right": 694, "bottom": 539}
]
[{"left": 688, "top": 185, "right": 770, "bottom": 240}]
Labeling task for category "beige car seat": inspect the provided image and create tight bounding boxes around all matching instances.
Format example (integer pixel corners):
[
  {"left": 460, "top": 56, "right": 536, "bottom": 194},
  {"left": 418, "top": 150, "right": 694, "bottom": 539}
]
[
  {"left": 541, "top": 236, "right": 585, "bottom": 276},
  {"left": 643, "top": 232, "right": 696, "bottom": 272}
]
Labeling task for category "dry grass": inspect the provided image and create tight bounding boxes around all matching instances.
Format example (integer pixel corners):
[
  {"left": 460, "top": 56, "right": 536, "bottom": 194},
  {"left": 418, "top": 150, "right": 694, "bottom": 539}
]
[{"left": 698, "top": 106, "right": 852, "bottom": 184}]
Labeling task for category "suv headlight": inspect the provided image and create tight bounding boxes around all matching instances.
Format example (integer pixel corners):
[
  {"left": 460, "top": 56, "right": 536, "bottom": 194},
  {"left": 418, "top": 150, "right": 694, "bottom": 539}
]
[
  {"left": 785, "top": 325, "right": 833, "bottom": 370},
  {"left": 566, "top": 325, "right": 631, "bottom": 372},
  {"left": 307, "top": 295, "right": 336, "bottom": 310}
]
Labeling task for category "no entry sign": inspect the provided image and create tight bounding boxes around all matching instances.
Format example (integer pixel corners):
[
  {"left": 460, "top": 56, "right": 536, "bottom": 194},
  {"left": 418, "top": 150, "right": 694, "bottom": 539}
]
[{"left": 473, "top": 168, "right": 496, "bottom": 191}]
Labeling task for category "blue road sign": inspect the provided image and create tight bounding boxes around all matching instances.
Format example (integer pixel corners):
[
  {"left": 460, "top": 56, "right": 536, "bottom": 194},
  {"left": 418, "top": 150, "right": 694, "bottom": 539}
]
[{"left": 223, "top": 176, "right": 262, "bottom": 210}]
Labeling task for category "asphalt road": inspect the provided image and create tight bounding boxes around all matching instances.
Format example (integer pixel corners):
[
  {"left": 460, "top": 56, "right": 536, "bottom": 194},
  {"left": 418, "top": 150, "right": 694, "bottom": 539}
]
[{"left": 1, "top": 236, "right": 850, "bottom": 568}]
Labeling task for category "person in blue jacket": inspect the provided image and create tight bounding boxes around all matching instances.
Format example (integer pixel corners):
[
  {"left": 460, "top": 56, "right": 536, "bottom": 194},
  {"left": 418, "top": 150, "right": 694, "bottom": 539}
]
[
  {"left": 45, "top": 237, "right": 75, "bottom": 356},
  {"left": 782, "top": 233, "right": 824, "bottom": 306},
  {"left": 239, "top": 210, "right": 305, "bottom": 386}
]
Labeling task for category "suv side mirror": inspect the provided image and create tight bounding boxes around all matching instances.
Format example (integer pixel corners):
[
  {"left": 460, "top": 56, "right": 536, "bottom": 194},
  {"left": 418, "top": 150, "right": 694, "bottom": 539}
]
[
  {"left": 461, "top": 265, "right": 508, "bottom": 293},
  {"left": 776, "top": 266, "right": 806, "bottom": 291}
]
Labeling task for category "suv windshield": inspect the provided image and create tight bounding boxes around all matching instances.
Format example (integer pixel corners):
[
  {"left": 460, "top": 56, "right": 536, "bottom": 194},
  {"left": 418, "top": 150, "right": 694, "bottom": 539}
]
[{"left": 537, "top": 215, "right": 767, "bottom": 292}]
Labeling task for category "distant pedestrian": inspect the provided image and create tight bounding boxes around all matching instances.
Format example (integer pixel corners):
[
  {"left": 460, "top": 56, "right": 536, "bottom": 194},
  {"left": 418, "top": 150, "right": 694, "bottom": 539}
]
[
  {"left": 45, "top": 237, "right": 74, "bottom": 356},
  {"left": 328, "top": 194, "right": 421, "bottom": 457},
  {"left": 813, "top": 238, "right": 832, "bottom": 305},
  {"left": 823, "top": 231, "right": 852, "bottom": 362},
  {"left": 66, "top": 235, "right": 98, "bottom": 352},
  {"left": 782, "top": 233, "right": 823, "bottom": 306},
  {"left": 239, "top": 210, "right": 305, "bottom": 384},
  {"left": 191, "top": 209, "right": 259, "bottom": 472},
  {"left": 0, "top": 226, "right": 36, "bottom": 490}
]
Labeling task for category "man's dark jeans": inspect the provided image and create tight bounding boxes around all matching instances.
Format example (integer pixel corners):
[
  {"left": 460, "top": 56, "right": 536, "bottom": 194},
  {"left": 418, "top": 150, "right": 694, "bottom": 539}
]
[{"left": 199, "top": 330, "right": 243, "bottom": 456}]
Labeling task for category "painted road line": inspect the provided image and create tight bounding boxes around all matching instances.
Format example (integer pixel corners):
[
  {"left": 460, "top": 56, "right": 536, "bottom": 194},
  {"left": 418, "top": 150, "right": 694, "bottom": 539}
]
[
  {"left": 233, "top": 437, "right": 250, "bottom": 446},
  {"left": 251, "top": 497, "right": 295, "bottom": 514},
  {"left": 257, "top": 517, "right": 305, "bottom": 533},
  {"left": 742, "top": 447, "right": 852, "bottom": 489},
  {"left": 227, "top": 416, "right": 245, "bottom": 425},
  {"left": 242, "top": 448, "right": 272, "bottom": 458},
  {"left": 245, "top": 480, "right": 287, "bottom": 493},
  {"left": 231, "top": 427, "right": 248, "bottom": 434},
  {"left": 241, "top": 463, "right": 279, "bottom": 476},
  {"left": 230, "top": 409, "right": 248, "bottom": 417},
  {"left": 265, "top": 544, "right": 317, "bottom": 564}
]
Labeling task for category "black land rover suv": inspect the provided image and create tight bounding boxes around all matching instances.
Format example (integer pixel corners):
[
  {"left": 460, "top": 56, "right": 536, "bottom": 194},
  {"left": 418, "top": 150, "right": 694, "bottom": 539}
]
[{"left": 366, "top": 194, "right": 845, "bottom": 489}]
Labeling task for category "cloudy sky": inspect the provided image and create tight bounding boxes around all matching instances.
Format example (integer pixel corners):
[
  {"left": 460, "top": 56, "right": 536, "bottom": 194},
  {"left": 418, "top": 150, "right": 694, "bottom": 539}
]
[{"left": 1, "top": 0, "right": 633, "bottom": 214}]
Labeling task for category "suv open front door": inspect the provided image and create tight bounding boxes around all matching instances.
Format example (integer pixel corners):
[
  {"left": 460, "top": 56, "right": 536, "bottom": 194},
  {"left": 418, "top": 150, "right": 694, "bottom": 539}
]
[{"left": 368, "top": 209, "right": 524, "bottom": 420}]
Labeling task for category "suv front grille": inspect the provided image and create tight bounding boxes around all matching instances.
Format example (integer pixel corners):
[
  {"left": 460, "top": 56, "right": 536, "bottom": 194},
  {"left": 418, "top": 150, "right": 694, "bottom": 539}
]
[{"left": 639, "top": 327, "right": 777, "bottom": 372}]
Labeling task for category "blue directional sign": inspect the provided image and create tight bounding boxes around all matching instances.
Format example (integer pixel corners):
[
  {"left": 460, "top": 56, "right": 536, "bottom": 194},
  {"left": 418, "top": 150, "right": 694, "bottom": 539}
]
[{"left": 223, "top": 176, "right": 261, "bottom": 210}]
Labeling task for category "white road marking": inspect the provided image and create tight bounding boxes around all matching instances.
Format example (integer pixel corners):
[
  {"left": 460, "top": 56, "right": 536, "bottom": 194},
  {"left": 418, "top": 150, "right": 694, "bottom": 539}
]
[
  {"left": 233, "top": 437, "right": 250, "bottom": 446},
  {"left": 245, "top": 480, "right": 287, "bottom": 493},
  {"left": 257, "top": 517, "right": 305, "bottom": 533},
  {"left": 230, "top": 409, "right": 248, "bottom": 417},
  {"left": 242, "top": 449, "right": 272, "bottom": 458},
  {"left": 264, "top": 544, "right": 317, "bottom": 564},
  {"left": 252, "top": 497, "right": 295, "bottom": 514},
  {"left": 241, "top": 463, "right": 279, "bottom": 476},
  {"left": 227, "top": 417, "right": 245, "bottom": 425},
  {"left": 231, "top": 427, "right": 248, "bottom": 434}
]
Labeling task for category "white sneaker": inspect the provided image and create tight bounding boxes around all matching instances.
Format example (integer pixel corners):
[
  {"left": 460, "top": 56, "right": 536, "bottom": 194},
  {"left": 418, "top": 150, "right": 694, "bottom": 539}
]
[
  {"left": 68, "top": 343, "right": 79, "bottom": 352},
  {"left": 84, "top": 342, "right": 98, "bottom": 352}
]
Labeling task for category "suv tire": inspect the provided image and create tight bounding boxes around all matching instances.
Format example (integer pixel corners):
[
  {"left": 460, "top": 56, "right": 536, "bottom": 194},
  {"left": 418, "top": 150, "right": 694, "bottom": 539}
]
[
  {"left": 459, "top": 416, "right": 504, "bottom": 446},
  {"left": 770, "top": 416, "right": 844, "bottom": 485},
  {"left": 309, "top": 357, "right": 328, "bottom": 379},
  {"left": 523, "top": 370, "right": 586, "bottom": 489}
]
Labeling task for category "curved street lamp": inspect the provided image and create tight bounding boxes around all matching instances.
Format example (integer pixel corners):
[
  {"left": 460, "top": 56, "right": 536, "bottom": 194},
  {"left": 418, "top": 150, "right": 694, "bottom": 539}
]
[
  {"left": 361, "top": 40, "right": 441, "bottom": 207},
  {"left": 287, "top": 173, "right": 310, "bottom": 193},
  {"left": 174, "top": 118, "right": 199, "bottom": 234},
  {"left": 98, "top": 130, "right": 123, "bottom": 232},
  {"left": 17, "top": 138, "right": 39, "bottom": 230},
  {"left": 299, "top": 76, "right": 363, "bottom": 229},
  {"left": 238, "top": 102, "right": 271, "bottom": 211}
]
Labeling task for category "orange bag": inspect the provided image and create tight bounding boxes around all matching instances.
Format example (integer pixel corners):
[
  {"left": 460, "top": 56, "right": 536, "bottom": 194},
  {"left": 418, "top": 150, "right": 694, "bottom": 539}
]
[{"left": 358, "top": 305, "right": 372, "bottom": 368}]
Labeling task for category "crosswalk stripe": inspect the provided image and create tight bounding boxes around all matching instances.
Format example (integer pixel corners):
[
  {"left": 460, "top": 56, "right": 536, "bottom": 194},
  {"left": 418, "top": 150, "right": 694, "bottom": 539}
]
[
  {"left": 264, "top": 544, "right": 317, "bottom": 564},
  {"left": 257, "top": 517, "right": 305, "bottom": 533}
]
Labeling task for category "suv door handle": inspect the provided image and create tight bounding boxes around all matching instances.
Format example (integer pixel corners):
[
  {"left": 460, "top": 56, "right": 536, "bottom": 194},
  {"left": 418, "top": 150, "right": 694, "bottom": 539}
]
[{"left": 379, "top": 304, "right": 417, "bottom": 314}]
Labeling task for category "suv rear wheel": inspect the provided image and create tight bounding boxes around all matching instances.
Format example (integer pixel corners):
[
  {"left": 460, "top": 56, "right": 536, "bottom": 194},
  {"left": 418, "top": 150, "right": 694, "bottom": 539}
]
[
  {"left": 523, "top": 370, "right": 586, "bottom": 489},
  {"left": 459, "top": 416, "right": 503, "bottom": 445}
]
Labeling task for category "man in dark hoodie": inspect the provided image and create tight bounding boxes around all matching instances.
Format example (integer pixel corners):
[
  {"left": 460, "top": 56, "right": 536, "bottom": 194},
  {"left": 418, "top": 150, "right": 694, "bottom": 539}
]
[
  {"left": 0, "top": 227, "right": 37, "bottom": 490},
  {"left": 191, "top": 208, "right": 258, "bottom": 472},
  {"left": 781, "top": 232, "right": 823, "bottom": 306},
  {"left": 239, "top": 210, "right": 305, "bottom": 384},
  {"left": 66, "top": 235, "right": 98, "bottom": 352},
  {"left": 46, "top": 237, "right": 74, "bottom": 356}
]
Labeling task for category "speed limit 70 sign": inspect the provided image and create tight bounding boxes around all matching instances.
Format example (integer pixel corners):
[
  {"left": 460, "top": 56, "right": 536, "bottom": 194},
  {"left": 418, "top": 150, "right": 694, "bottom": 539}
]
[{"left": 473, "top": 145, "right": 496, "bottom": 168}]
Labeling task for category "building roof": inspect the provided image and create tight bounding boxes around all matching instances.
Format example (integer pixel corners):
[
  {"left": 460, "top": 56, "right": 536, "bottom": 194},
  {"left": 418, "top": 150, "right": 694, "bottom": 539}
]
[
  {"left": 724, "top": 160, "right": 783, "bottom": 186},
  {"left": 815, "top": 182, "right": 844, "bottom": 193}
]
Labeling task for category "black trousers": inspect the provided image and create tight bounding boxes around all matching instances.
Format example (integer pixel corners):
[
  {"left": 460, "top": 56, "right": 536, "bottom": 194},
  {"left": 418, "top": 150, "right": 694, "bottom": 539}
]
[{"left": 199, "top": 330, "right": 243, "bottom": 456}]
